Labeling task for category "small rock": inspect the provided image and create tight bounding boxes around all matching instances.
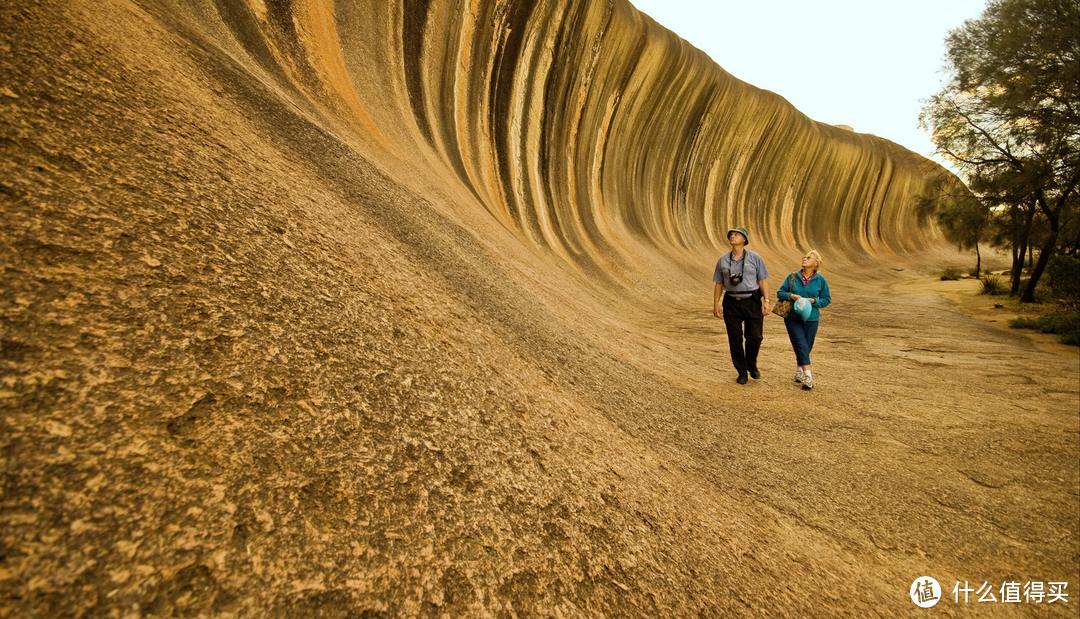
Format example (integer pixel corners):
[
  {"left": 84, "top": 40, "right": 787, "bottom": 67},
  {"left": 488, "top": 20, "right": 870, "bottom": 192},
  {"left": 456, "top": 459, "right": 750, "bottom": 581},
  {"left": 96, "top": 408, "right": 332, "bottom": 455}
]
[
  {"left": 70, "top": 519, "right": 94, "bottom": 534},
  {"left": 109, "top": 569, "right": 131, "bottom": 584},
  {"left": 141, "top": 255, "right": 161, "bottom": 268},
  {"left": 45, "top": 420, "right": 72, "bottom": 437},
  {"left": 1, "top": 87, "right": 18, "bottom": 99},
  {"left": 993, "top": 303, "right": 1004, "bottom": 308}
]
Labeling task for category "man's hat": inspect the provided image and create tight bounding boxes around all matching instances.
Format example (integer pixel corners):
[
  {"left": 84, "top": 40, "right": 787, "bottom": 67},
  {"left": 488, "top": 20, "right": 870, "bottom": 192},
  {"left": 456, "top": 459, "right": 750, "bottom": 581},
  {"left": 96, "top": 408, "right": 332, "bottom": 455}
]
[{"left": 726, "top": 226, "right": 750, "bottom": 245}]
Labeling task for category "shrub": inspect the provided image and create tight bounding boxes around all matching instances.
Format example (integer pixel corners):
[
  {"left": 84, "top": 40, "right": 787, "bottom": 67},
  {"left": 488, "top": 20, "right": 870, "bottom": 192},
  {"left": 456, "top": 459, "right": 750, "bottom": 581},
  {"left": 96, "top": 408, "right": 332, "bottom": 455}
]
[
  {"left": 1046, "top": 254, "right": 1080, "bottom": 302},
  {"left": 980, "top": 274, "right": 1005, "bottom": 295},
  {"left": 1040, "top": 311, "right": 1080, "bottom": 335},
  {"left": 940, "top": 267, "right": 963, "bottom": 280},
  {"left": 1008, "top": 310, "right": 1080, "bottom": 346},
  {"left": 1008, "top": 317, "right": 1039, "bottom": 329}
]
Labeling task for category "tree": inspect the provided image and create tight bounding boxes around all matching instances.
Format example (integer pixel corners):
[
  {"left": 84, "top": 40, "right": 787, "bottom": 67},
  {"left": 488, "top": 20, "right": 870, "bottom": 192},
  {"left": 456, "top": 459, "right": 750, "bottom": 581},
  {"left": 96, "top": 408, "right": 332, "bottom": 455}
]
[
  {"left": 916, "top": 177, "right": 991, "bottom": 276},
  {"left": 968, "top": 166, "right": 1038, "bottom": 294},
  {"left": 920, "top": 0, "right": 1080, "bottom": 302}
]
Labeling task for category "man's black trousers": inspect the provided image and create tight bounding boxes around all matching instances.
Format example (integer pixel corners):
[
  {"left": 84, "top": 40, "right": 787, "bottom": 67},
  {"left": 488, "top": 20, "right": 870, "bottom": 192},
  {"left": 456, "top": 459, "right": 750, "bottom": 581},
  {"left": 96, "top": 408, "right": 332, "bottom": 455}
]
[{"left": 722, "top": 292, "right": 764, "bottom": 375}]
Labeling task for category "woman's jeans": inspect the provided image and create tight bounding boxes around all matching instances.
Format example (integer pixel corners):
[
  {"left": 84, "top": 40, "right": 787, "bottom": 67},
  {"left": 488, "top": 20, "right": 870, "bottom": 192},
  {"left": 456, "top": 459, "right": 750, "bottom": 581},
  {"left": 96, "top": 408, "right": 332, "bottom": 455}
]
[{"left": 784, "top": 316, "right": 819, "bottom": 366}]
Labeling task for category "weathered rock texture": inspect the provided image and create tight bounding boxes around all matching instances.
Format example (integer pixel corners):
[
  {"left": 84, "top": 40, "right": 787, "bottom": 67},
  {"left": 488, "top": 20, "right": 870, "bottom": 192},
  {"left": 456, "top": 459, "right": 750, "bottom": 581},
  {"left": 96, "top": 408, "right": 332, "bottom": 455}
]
[
  {"left": 227, "top": 0, "right": 949, "bottom": 265},
  {"left": 2, "top": 0, "right": 1077, "bottom": 617}
]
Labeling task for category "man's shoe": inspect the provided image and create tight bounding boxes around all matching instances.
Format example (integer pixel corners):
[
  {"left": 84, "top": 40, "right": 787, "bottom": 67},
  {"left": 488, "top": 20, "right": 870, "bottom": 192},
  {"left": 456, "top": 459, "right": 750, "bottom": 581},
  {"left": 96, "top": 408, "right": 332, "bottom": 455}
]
[
  {"left": 736, "top": 374, "right": 749, "bottom": 385},
  {"left": 749, "top": 367, "right": 761, "bottom": 380},
  {"left": 794, "top": 369, "right": 804, "bottom": 383},
  {"left": 802, "top": 375, "right": 814, "bottom": 390}
]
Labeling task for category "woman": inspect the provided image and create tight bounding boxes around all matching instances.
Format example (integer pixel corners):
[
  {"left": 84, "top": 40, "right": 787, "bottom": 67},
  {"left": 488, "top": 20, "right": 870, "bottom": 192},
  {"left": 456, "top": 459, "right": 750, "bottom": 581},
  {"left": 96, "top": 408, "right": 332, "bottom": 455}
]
[{"left": 776, "top": 250, "right": 831, "bottom": 390}]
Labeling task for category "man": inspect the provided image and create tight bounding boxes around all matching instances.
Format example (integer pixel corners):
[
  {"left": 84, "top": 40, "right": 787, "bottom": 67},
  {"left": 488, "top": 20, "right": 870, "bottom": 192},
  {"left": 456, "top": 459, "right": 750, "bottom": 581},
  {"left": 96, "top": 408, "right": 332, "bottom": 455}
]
[{"left": 712, "top": 227, "right": 771, "bottom": 384}]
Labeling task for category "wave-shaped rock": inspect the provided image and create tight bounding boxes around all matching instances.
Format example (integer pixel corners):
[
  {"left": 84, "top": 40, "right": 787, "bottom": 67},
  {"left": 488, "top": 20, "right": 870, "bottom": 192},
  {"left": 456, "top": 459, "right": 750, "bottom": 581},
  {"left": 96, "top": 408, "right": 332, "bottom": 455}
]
[
  {"left": 2, "top": 1, "right": 1022, "bottom": 617},
  {"left": 217, "top": 0, "right": 953, "bottom": 264}
]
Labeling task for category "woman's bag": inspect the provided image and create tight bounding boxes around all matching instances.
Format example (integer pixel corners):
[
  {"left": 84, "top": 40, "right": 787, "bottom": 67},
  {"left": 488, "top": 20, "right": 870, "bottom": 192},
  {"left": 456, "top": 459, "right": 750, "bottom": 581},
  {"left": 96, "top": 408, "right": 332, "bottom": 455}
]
[{"left": 771, "top": 272, "right": 797, "bottom": 318}]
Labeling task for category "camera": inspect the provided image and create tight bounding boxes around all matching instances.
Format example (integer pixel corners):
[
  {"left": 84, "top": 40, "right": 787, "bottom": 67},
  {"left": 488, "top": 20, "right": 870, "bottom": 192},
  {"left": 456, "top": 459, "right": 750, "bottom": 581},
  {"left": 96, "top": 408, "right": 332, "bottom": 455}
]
[{"left": 729, "top": 273, "right": 744, "bottom": 286}]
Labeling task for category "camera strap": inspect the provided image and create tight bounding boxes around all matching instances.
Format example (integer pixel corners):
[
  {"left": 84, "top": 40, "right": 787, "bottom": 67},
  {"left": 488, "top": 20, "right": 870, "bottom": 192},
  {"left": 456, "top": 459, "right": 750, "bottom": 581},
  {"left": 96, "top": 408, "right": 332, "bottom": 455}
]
[
  {"left": 727, "top": 251, "right": 746, "bottom": 284},
  {"left": 729, "top": 251, "right": 745, "bottom": 271}
]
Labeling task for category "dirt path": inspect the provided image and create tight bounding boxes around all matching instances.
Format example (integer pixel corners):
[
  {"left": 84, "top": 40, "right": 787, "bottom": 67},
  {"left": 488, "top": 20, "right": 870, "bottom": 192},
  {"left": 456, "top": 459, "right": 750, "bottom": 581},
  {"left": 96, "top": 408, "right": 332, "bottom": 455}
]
[{"left": 548, "top": 262, "right": 1080, "bottom": 611}]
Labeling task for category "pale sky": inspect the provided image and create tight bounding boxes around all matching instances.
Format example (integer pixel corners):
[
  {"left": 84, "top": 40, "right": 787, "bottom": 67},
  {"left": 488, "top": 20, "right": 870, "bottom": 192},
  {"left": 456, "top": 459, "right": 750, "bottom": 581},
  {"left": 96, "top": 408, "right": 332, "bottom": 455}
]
[{"left": 629, "top": 0, "right": 988, "bottom": 164}]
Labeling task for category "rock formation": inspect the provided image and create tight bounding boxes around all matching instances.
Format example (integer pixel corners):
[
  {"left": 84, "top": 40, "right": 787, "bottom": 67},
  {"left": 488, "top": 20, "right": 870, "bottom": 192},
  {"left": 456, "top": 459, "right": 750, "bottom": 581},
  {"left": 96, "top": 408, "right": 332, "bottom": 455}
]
[
  {"left": 221, "top": 0, "right": 951, "bottom": 265},
  {"left": 4, "top": 0, "right": 1074, "bottom": 617}
]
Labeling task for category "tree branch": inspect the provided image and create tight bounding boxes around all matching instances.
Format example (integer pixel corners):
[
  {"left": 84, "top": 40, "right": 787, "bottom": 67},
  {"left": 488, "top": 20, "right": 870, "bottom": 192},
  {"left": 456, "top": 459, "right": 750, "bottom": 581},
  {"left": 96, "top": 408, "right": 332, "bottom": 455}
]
[
  {"left": 949, "top": 99, "right": 1027, "bottom": 171},
  {"left": 1054, "top": 165, "right": 1080, "bottom": 211},
  {"left": 938, "top": 146, "right": 1012, "bottom": 168}
]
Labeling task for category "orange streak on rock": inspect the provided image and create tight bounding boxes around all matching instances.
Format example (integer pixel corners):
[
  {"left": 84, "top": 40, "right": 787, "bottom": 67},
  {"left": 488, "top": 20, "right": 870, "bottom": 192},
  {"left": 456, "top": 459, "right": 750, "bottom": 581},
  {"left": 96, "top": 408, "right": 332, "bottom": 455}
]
[{"left": 293, "top": 0, "right": 389, "bottom": 150}]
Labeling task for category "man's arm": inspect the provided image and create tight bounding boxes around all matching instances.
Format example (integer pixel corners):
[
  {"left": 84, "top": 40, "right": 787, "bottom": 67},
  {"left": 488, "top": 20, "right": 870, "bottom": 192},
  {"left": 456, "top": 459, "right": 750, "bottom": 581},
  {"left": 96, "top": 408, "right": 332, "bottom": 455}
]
[
  {"left": 753, "top": 253, "right": 771, "bottom": 316},
  {"left": 713, "top": 283, "right": 723, "bottom": 317}
]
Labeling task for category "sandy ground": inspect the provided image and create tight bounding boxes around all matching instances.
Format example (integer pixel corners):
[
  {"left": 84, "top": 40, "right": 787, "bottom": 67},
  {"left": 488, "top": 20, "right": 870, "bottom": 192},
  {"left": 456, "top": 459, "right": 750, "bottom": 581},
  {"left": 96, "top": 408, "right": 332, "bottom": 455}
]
[{"left": 2, "top": 0, "right": 1078, "bottom": 616}]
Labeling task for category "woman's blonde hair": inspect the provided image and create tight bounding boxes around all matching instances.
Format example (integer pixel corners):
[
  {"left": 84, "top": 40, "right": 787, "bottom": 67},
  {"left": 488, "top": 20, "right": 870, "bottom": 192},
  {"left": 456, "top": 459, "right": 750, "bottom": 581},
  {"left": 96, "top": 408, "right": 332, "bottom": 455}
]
[{"left": 805, "top": 249, "right": 823, "bottom": 270}]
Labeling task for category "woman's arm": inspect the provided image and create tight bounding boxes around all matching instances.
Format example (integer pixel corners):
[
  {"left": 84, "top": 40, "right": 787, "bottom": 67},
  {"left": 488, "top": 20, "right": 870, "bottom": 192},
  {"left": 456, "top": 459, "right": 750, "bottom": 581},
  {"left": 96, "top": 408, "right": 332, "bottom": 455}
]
[
  {"left": 777, "top": 273, "right": 792, "bottom": 300},
  {"left": 814, "top": 278, "right": 831, "bottom": 308}
]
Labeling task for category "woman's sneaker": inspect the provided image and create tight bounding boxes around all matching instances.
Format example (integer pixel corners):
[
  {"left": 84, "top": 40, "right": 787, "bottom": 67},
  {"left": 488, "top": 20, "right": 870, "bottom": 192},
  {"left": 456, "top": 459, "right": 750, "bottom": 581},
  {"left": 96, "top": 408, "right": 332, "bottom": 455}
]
[
  {"left": 801, "top": 374, "right": 814, "bottom": 390},
  {"left": 793, "top": 369, "right": 804, "bottom": 383}
]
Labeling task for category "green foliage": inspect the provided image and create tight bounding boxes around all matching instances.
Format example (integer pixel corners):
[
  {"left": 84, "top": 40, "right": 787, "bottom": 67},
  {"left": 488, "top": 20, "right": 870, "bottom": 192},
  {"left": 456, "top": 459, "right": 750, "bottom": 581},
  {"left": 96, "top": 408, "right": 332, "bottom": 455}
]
[
  {"left": 916, "top": 177, "right": 987, "bottom": 250},
  {"left": 1046, "top": 254, "right": 1080, "bottom": 302},
  {"left": 937, "top": 195, "right": 990, "bottom": 253},
  {"left": 916, "top": 176, "right": 987, "bottom": 275},
  {"left": 1008, "top": 310, "right": 1080, "bottom": 346},
  {"left": 945, "top": 0, "right": 1080, "bottom": 132},
  {"left": 980, "top": 274, "right": 1005, "bottom": 295},
  {"left": 921, "top": 0, "right": 1080, "bottom": 302},
  {"left": 1008, "top": 317, "right": 1039, "bottom": 329},
  {"left": 940, "top": 267, "right": 963, "bottom": 281}
]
